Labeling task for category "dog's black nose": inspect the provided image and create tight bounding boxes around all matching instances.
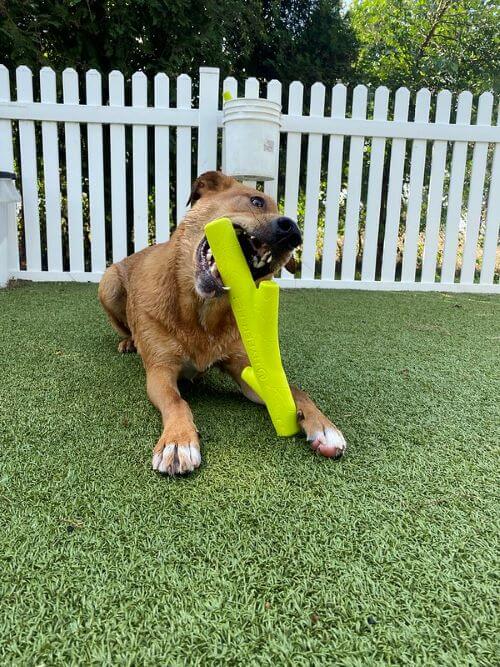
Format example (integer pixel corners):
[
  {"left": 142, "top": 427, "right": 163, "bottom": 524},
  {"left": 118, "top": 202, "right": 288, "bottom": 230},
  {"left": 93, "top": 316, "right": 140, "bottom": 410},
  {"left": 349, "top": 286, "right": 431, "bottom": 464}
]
[{"left": 271, "top": 217, "right": 302, "bottom": 250}]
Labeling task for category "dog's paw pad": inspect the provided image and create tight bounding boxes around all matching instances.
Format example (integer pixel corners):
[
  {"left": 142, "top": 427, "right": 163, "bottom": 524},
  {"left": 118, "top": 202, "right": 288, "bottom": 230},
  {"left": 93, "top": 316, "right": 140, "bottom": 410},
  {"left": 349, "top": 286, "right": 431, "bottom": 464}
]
[
  {"left": 309, "top": 427, "right": 346, "bottom": 459},
  {"left": 152, "top": 443, "right": 201, "bottom": 476}
]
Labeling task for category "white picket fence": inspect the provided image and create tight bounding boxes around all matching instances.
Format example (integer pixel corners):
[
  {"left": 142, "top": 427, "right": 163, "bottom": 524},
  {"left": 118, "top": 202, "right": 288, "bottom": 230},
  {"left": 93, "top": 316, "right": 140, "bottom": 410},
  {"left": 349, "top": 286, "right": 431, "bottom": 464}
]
[{"left": 0, "top": 65, "right": 499, "bottom": 292}]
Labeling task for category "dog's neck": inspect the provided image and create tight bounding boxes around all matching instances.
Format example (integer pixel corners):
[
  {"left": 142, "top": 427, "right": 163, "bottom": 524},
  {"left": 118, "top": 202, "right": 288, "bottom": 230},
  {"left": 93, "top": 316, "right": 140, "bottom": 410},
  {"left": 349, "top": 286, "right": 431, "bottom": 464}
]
[
  {"left": 168, "top": 265, "right": 235, "bottom": 337},
  {"left": 196, "top": 295, "right": 234, "bottom": 333}
]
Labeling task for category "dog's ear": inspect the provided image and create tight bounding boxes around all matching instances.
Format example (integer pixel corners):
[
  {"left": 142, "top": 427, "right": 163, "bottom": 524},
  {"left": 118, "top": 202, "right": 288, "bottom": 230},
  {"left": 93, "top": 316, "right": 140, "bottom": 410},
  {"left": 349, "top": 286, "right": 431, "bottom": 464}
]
[{"left": 187, "top": 171, "right": 233, "bottom": 206}]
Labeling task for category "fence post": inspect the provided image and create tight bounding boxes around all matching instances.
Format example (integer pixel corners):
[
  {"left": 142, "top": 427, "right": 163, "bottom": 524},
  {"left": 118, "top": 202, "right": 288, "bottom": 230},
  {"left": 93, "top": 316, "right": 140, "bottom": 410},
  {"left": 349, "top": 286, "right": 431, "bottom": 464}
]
[
  {"left": 198, "top": 67, "right": 219, "bottom": 175},
  {"left": 176, "top": 74, "right": 192, "bottom": 224},
  {"left": 17, "top": 66, "right": 41, "bottom": 272},
  {"left": 0, "top": 66, "right": 16, "bottom": 287}
]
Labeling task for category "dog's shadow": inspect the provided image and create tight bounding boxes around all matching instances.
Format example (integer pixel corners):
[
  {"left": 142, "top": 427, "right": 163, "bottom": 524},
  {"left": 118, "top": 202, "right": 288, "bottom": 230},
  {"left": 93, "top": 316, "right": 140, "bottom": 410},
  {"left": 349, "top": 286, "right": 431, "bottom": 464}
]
[
  {"left": 178, "top": 370, "right": 272, "bottom": 434},
  {"left": 178, "top": 370, "right": 250, "bottom": 408}
]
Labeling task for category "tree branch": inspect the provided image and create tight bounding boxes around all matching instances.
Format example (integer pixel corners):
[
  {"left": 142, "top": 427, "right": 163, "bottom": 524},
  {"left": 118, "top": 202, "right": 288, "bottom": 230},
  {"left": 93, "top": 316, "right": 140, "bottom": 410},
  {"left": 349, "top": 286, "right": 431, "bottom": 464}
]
[{"left": 415, "top": 0, "right": 454, "bottom": 65}]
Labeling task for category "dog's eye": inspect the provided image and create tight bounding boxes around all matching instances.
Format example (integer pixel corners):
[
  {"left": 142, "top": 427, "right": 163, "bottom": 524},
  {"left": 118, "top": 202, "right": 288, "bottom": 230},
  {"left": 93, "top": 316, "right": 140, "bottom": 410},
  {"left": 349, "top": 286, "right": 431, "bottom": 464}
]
[{"left": 250, "top": 196, "right": 265, "bottom": 208}]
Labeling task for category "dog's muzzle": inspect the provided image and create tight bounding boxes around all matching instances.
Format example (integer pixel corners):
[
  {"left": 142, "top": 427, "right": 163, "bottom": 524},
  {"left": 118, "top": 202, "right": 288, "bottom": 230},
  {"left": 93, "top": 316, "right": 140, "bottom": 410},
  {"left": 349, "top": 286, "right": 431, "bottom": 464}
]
[{"left": 194, "top": 218, "right": 302, "bottom": 299}]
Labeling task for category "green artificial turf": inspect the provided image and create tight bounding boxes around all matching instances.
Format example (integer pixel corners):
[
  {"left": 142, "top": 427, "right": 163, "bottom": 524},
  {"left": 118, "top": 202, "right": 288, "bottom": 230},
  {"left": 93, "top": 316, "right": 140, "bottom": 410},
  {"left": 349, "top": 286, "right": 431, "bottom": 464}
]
[{"left": 1, "top": 282, "right": 499, "bottom": 666}]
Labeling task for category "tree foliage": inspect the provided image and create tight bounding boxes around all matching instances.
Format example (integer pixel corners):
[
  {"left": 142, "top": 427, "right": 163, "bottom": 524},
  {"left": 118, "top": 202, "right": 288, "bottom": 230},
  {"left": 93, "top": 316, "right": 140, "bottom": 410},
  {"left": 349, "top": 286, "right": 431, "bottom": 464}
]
[
  {"left": 1, "top": 1, "right": 497, "bottom": 94},
  {"left": 350, "top": 0, "right": 499, "bottom": 93},
  {"left": 0, "top": 0, "right": 357, "bottom": 87}
]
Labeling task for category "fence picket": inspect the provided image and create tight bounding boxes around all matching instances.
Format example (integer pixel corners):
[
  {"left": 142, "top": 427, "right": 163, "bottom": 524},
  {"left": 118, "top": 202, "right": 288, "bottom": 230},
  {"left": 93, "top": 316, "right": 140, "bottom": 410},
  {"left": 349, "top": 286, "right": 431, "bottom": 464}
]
[
  {"left": 381, "top": 87, "right": 410, "bottom": 281},
  {"left": 198, "top": 67, "right": 219, "bottom": 174},
  {"left": 440, "top": 91, "right": 473, "bottom": 283},
  {"left": 480, "top": 106, "right": 500, "bottom": 285},
  {"left": 301, "top": 83, "right": 325, "bottom": 280},
  {"left": 282, "top": 81, "right": 304, "bottom": 280},
  {"left": 0, "top": 66, "right": 14, "bottom": 171},
  {"left": 401, "top": 88, "right": 431, "bottom": 282},
  {"left": 86, "top": 69, "right": 106, "bottom": 272},
  {"left": 245, "top": 78, "right": 259, "bottom": 97},
  {"left": 62, "top": 68, "right": 84, "bottom": 272},
  {"left": 16, "top": 66, "right": 41, "bottom": 272},
  {"left": 132, "top": 72, "right": 149, "bottom": 251},
  {"left": 341, "top": 85, "right": 368, "bottom": 281},
  {"left": 222, "top": 77, "right": 238, "bottom": 174},
  {"left": 0, "top": 65, "right": 18, "bottom": 274},
  {"left": 176, "top": 74, "right": 192, "bottom": 224},
  {"left": 460, "top": 92, "right": 494, "bottom": 284},
  {"left": 109, "top": 70, "right": 127, "bottom": 263},
  {"left": 421, "top": 90, "right": 452, "bottom": 283},
  {"left": 321, "top": 84, "right": 347, "bottom": 281},
  {"left": 40, "top": 68, "right": 62, "bottom": 273},
  {"left": 223, "top": 77, "right": 238, "bottom": 99},
  {"left": 154, "top": 73, "right": 170, "bottom": 243},
  {"left": 361, "top": 86, "right": 390, "bottom": 281},
  {"left": 264, "top": 80, "right": 282, "bottom": 200}
]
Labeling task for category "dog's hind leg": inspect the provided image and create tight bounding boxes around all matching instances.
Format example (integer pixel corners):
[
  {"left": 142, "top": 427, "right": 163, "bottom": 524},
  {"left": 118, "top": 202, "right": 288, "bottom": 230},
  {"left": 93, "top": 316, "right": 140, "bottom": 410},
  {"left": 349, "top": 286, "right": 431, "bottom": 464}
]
[
  {"left": 117, "top": 338, "right": 137, "bottom": 354},
  {"left": 98, "top": 263, "right": 135, "bottom": 351},
  {"left": 220, "top": 353, "right": 264, "bottom": 405}
]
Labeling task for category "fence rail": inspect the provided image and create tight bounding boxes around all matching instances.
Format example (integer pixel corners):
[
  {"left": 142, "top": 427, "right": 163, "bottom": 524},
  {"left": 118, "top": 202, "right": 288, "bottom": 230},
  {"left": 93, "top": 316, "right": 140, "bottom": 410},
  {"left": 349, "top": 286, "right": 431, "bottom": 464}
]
[{"left": 0, "top": 65, "right": 498, "bottom": 293}]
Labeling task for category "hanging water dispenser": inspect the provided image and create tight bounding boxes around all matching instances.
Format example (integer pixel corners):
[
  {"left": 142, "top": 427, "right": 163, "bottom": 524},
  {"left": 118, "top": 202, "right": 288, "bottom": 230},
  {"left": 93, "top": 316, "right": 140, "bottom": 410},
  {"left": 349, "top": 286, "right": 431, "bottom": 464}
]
[
  {"left": 222, "top": 98, "right": 281, "bottom": 181},
  {"left": 0, "top": 171, "right": 21, "bottom": 205},
  {"left": 0, "top": 171, "right": 21, "bottom": 287}
]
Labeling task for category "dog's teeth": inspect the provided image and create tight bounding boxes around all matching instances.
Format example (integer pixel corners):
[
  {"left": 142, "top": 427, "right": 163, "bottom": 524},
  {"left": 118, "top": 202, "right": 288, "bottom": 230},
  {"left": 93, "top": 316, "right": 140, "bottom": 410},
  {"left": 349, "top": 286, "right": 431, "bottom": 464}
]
[
  {"left": 207, "top": 249, "right": 212, "bottom": 260},
  {"left": 262, "top": 251, "right": 272, "bottom": 263},
  {"left": 253, "top": 256, "right": 265, "bottom": 269}
]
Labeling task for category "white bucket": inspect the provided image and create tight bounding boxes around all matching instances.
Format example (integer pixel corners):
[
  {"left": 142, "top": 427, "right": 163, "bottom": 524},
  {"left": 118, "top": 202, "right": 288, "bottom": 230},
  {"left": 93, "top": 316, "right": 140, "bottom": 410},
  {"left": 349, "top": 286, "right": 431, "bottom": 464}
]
[{"left": 222, "top": 98, "right": 281, "bottom": 181}]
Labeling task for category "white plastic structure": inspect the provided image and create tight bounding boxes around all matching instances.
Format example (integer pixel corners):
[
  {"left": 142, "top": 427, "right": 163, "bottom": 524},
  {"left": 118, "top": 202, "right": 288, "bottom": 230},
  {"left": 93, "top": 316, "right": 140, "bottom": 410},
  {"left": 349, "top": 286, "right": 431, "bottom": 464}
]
[
  {"left": 222, "top": 98, "right": 281, "bottom": 181},
  {"left": 0, "top": 171, "right": 21, "bottom": 287}
]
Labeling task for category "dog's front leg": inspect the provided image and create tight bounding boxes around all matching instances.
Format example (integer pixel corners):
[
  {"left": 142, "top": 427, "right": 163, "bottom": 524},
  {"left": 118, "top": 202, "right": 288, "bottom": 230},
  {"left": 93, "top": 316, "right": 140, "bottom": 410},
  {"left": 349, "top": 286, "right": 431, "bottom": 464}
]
[
  {"left": 222, "top": 352, "right": 346, "bottom": 459},
  {"left": 147, "top": 365, "right": 201, "bottom": 476}
]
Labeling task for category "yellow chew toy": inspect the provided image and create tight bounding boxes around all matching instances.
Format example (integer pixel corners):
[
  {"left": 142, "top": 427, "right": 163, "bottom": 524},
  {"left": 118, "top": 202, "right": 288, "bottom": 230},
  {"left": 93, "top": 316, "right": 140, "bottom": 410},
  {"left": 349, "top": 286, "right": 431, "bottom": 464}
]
[{"left": 205, "top": 217, "right": 299, "bottom": 437}]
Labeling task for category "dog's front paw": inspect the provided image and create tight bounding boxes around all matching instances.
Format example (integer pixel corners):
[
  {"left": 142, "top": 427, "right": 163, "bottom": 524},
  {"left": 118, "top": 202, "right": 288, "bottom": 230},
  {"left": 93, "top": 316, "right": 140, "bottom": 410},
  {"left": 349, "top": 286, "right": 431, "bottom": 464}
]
[
  {"left": 152, "top": 434, "right": 201, "bottom": 476},
  {"left": 298, "top": 411, "right": 346, "bottom": 459}
]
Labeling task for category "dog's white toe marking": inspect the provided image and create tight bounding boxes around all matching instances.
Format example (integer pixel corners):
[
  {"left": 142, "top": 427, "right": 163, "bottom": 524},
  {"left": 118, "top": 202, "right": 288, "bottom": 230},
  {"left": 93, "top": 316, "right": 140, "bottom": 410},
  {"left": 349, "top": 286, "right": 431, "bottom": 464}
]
[
  {"left": 152, "top": 451, "right": 163, "bottom": 470},
  {"left": 324, "top": 428, "right": 346, "bottom": 450},
  {"left": 157, "top": 444, "right": 175, "bottom": 474},
  {"left": 187, "top": 445, "right": 201, "bottom": 468},
  {"left": 152, "top": 443, "right": 201, "bottom": 475},
  {"left": 177, "top": 444, "right": 201, "bottom": 473},
  {"left": 309, "top": 427, "right": 346, "bottom": 458}
]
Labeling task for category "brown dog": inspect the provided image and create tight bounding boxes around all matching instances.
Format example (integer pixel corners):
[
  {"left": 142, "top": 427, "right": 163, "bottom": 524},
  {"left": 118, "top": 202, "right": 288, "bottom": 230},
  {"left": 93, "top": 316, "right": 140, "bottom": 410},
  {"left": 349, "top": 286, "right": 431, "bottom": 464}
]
[{"left": 98, "top": 171, "right": 346, "bottom": 475}]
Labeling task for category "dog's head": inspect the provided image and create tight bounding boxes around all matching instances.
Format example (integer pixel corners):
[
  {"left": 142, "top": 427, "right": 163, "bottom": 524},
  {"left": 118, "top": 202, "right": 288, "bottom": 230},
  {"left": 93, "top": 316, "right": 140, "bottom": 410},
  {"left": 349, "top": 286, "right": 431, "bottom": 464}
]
[{"left": 183, "top": 171, "right": 301, "bottom": 299}]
